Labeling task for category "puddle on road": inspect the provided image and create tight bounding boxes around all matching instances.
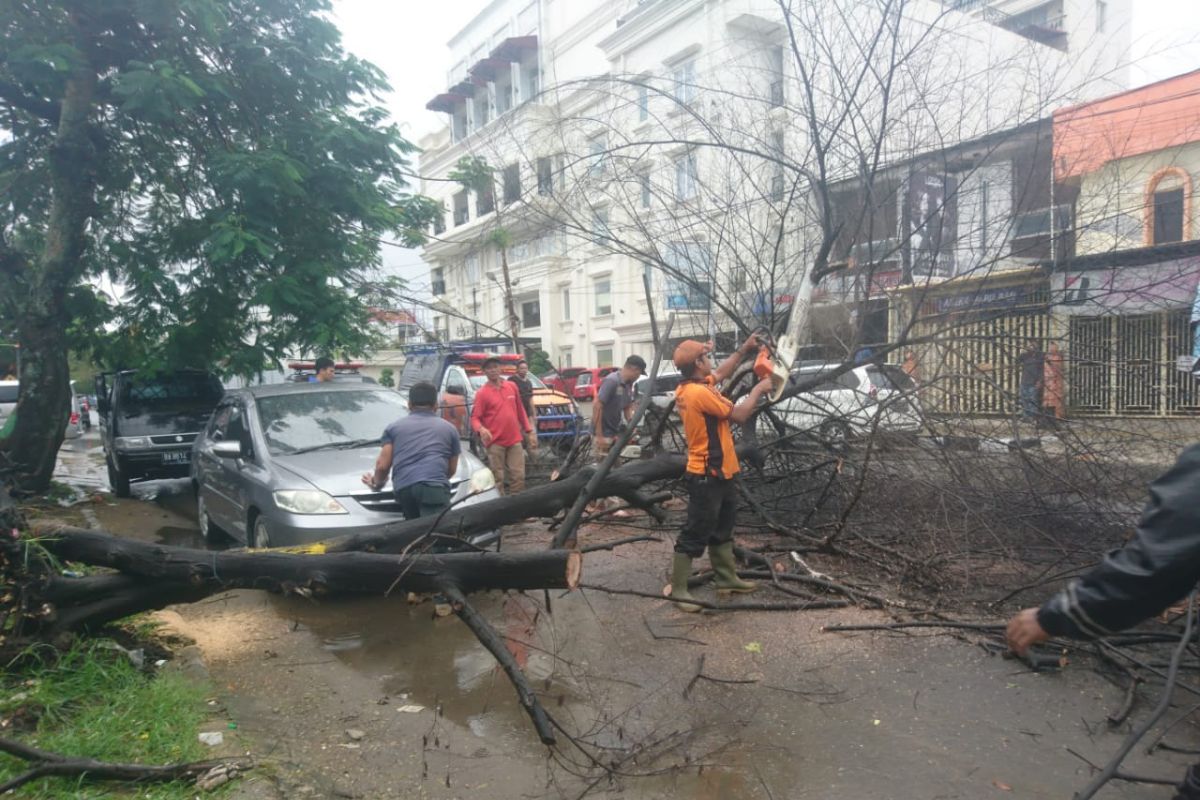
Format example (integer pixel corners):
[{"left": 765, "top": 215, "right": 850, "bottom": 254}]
[{"left": 265, "top": 593, "right": 568, "bottom": 750}]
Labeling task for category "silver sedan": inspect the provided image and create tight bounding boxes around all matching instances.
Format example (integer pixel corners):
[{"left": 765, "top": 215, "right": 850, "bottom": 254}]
[{"left": 192, "top": 382, "right": 499, "bottom": 548}]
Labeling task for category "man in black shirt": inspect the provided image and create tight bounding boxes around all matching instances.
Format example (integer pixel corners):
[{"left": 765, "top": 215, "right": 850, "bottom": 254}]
[{"left": 508, "top": 359, "right": 536, "bottom": 422}]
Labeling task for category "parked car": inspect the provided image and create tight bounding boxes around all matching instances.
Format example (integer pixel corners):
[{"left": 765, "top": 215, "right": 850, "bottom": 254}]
[
  {"left": 632, "top": 369, "right": 683, "bottom": 411},
  {"left": 0, "top": 380, "right": 87, "bottom": 440},
  {"left": 542, "top": 367, "right": 589, "bottom": 397},
  {"left": 763, "top": 362, "right": 922, "bottom": 445},
  {"left": 398, "top": 347, "right": 580, "bottom": 450},
  {"left": 96, "top": 369, "right": 225, "bottom": 497},
  {"left": 191, "top": 382, "right": 501, "bottom": 549},
  {"left": 63, "top": 381, "right": 85, "bottom": 440},
  {"left": 571, "top": 367, "right": 619, "bottom": 402}
]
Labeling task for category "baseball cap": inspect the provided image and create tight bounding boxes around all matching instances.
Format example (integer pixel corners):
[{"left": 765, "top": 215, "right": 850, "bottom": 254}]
[{"left": 672, "top": 340, "right": 710, "bottom": 369}]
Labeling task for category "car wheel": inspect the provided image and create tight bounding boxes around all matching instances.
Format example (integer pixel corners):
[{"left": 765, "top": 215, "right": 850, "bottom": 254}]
[
  {"left": 249, "top": 514, "right": 272, "bottom": 549},
  {"left": 196, "top": 492, "right": 225, "bottom": 545},
  {"left": 107, "top": 456, "right": 131, "bottom": 498},
  {"left": 819, "top": 419, "right": 851, "bottom": 448}
]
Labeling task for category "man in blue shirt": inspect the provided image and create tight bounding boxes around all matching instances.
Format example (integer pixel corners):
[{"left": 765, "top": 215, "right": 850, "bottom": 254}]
[{"left": 361, "top": 382, "right": 461, "bottom": 519}]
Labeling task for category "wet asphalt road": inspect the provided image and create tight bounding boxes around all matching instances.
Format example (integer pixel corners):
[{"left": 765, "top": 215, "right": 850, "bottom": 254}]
[{"left": 49, "top": 424, "right": 1200, "bottom": 799}]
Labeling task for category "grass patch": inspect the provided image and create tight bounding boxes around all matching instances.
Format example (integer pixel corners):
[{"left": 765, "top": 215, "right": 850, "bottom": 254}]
[{"left": 0, "top": 640, "right": 220, "bottom": 798}]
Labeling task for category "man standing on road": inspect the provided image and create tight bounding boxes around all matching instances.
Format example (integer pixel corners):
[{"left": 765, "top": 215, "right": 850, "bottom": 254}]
[
  {"left": 668, "top": 336, "right": 773, "bottom": 612},
  {"left": 1006, "top": 443, "right": 1200, "bottom": 798},
  {"left": 592, "top": 355, "right": 647, "bottom": 457},
  {"left": 472, "top": 356, "right": 536, "bottom": 494},
  {"left": 1017, "top": 340, "right": 1044, "bottom": 422},
  {"left": 508, "top": 359, "right": 536, "bottom": 423},
  {"left": 361, "top": 381, "right": 460, "bottom": 520},
  {"left": 313, "top": 356, "right": 336, "bottom": 383}
]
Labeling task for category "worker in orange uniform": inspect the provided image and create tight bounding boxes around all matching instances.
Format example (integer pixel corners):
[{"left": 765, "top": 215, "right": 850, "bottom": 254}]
[{"left": 669, "top": 335, "right": 774, "bottom": 612}]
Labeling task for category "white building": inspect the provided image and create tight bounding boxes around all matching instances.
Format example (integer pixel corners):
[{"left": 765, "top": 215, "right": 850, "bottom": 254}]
[{"left": 419, "top": 0, "right": 1135, "bottom": 370}]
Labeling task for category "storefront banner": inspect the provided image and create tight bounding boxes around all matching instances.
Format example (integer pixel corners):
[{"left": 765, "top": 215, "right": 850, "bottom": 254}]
[
  {"left": 1053, "top": 258, "right": 1200, "bottom": 316},
  {"left": 906, "top": 171, "right": 956, "bottom": 280},
  {"left": 933, "top": 285, "right": 1033, "bottom": 314}
]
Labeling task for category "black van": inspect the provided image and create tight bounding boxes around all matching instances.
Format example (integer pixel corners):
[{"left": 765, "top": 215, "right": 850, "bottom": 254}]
[{"left": 96, "top": 369, "right": 224, "bottom": 497}]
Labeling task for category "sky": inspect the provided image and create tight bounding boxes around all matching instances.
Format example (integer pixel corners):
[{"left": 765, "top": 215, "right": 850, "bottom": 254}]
[
  {"left": 329, "top": 0, "right": 1200, "bottom": 314},
  {"left": 331, "top": 0, "right": 489, "bottom": 313}
]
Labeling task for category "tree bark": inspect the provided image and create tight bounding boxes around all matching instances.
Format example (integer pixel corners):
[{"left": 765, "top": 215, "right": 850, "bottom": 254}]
[
  {"left": 34, "top": 527, "right": 579, "bottom": 607},
  {"left": 0, "top": 13, "right": 98, "bottom": 492}
]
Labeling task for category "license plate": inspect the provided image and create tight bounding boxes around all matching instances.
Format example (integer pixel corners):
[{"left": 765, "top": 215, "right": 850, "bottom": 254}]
[{"left": 162, "top": 451, "right": 190, "bottom": 465}]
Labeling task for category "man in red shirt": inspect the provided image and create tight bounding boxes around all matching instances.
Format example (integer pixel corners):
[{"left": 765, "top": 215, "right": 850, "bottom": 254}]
[{"left": 471, "top": 357, "right": 537, "bottom": 494}]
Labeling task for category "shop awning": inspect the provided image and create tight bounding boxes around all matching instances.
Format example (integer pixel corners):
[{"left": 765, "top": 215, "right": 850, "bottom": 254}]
[{"left": 490, "top": 35, "right": 538, "bottom": 62}]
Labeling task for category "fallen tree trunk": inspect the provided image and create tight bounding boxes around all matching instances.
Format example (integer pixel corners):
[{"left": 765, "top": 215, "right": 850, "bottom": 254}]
[
  {"left": 322, "top": 442, "right": 761, "bottom": 555},
  {"left": 34, "top": 527, "right": 581, "bottom": 599}
]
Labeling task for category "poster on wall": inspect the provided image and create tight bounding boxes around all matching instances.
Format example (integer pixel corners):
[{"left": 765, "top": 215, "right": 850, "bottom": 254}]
[
  {"left": 1052, "top": 257, "right": 1200, "bottom": 316},
  {"left": 906, "top": 171, "right": 956, "bottom": 280}
]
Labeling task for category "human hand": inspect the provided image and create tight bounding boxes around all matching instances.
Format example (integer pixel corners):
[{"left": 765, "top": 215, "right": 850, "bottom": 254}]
[
  {"left": 479, "top": 427, "right": 494, "bottom": 447},
  {"left": 754, "top": 377, "right": 773, "bottom": 395},
  {"left": 1005, "top": 608, "right": 1049, "bottom": 656},
  {"left": 526, "top": 430, "right": 538, "bottom": 449},
  {"left": 361, "top": 472, "right": 381, "bottom": 490},
  {"left": 740, "top": 332, "right": 764, "bottom": 354}
]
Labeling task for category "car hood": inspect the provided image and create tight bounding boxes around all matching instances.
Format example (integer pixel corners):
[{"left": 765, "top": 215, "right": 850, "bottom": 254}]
[{"left": 273, "top": 445, "right": 478, "bottom": 495}]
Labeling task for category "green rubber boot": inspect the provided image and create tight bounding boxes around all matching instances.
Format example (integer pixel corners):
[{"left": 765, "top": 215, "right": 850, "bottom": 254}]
[
  {"left": 710, "top": 542, "right": 758, "bottom": 595},
  {"left": 670, "top": 553, "right": 703, "bottom": 613}
]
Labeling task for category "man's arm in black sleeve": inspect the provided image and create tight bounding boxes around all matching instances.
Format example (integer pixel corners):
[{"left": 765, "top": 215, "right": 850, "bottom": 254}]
[{"left": 1038, "top": 444, "right": 1200, "bottom": 638}]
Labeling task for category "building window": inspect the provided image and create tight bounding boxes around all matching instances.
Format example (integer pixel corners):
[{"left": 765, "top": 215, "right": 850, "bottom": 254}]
[
  {"left": 453, "top": 191, "right": 469, "bottom": 226},
  {"left": 675, "top": 152, "right": 698, "bottom": 201},
  {"left": 521, "top": 299, "right": 541, "bottom": 329},
  {"left": 476, "top": 182, "right": 495, "bottom": 216},
  {"left": 503, "top": 163, "right": 521, "bottom": 205},
  {"left": 596, "top": 347, "right": 614, "bottom": 368},
  {"left": 588, "top": 136, "right": 607, "bottom": 177},
  {"left": 637, "top": 83, "right": 649, "bottom": 121},
  {"left": 594, "top": 279, "right": 612, "bottom": 316},
  {"left": 431, "top": 268, "right": 446, "bottom": 296},
  {"left": 1145, "top": 168, "right": 1192, "bottom": 245},
  {"left": 1096, "top": 0, "right": 1107, "bottom": 32},
  {"left": 663, "top": 241, "right": 712, "bottom": 310},
  {"left": 640, "top": 173, "right": 652, "bottom": 209},
  {"left": 672, "top": 59, "right": 696, "bottom": 106},
  {"left": 561, "top": 287, "right": 571, "bottom": 320},
  {"left": 591, "top": 207, "right": 610, "bottom": 244},
  {"left": 432, "top": 204, "right": 446, "bottom": 235},
  {"left": 537, "top": 157, "right": 554, "bottom": 196},
  {"left": 1153, "top": 188, "right": 1185, "bottom": 244},
  {"left": 768, "top": 46, "right": 784, "bottom": 108}
]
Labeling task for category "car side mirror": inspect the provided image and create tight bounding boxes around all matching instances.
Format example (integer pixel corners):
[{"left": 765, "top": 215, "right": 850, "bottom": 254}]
[{"left": 212, "top": 440, "right": 242, "bottom": 459}]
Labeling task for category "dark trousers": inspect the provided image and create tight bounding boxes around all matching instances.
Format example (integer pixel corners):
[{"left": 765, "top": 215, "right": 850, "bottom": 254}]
[
  {"left": 675, "top": 474, "right": 738, "bottom": 558},
  {"left": 395, "top": 481, "right": 451, "bottom": 520}
]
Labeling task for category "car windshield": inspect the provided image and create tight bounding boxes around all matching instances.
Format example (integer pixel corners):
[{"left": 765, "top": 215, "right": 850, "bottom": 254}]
[
  {"left": 118, "top": 372, "right": 224, "bottom": 415},
  {"left": 256, "top": 389, "right": 408, "bottom": 455},
  {"left": 0, "top": 384, "right": 17, "bottom": 403}
]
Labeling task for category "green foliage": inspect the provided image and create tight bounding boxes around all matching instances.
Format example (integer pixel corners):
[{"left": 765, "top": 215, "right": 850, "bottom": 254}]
[
  {"left": 0, "top": 0, "right": 439, "bottom": 377},
  {"left": 525, "top": 348, "right": 553, "bottom": 376},
  {"left": 0, "top": 640, "right": 216, "bottom": 798},
  {"left": 378, "top": 367, "right": 394, "bottom": 388},
  {"left": 448, "top": 156, "right": 494, "bottom": 194}
]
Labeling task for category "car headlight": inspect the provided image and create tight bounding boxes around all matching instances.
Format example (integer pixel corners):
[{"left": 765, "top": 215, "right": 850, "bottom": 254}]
[
  {"left": 114, "top": 436, "right": 154, "bottom": 451},
  {"left": 469, "top": 467, "right": 496, "bottom": 494},
  {"left": 273, "top": 490, "right": 348, "bottom": 515}
]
